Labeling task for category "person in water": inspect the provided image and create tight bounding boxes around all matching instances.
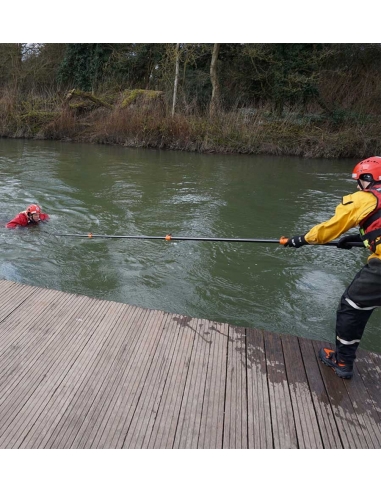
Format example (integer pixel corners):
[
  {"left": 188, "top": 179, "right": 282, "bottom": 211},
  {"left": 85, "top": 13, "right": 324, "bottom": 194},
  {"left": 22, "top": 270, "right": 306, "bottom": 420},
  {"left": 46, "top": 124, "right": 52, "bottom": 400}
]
[
  {"left": 283, "top": 156, "right": 381, "bottom": 379},
  {"left": 6, "top": 204, "right": 49, "bottom": 228}
]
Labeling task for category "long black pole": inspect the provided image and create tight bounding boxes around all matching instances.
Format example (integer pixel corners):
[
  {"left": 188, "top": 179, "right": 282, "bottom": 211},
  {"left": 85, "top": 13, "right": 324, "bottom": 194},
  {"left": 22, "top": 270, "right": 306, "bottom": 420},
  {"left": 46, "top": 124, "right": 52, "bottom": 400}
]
[{"left": 47, "top": 232, "right": 364, "bottom": 247}]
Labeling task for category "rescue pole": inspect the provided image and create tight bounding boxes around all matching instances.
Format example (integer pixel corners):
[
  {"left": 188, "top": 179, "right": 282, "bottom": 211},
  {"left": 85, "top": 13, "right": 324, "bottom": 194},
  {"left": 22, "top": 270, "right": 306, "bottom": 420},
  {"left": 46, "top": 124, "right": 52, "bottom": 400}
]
[{"left": 47, "top": 232, "right": 364, "bottom": 247}]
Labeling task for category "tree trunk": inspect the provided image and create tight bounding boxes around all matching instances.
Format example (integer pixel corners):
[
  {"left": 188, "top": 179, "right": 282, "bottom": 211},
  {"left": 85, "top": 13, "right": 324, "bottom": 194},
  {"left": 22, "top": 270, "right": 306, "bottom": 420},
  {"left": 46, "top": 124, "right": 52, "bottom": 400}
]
[
  {"left": 172, "top": 43, "right": 180, "bottom": 117},
  {"left": 209, "top": 43, "right": 220, "bottom": 117},
  {"left": 10, "top": 43, "right": 23, "bottom": 105},
  {"left": 65, "top": 89, "right": 113, "bottom": 109}
]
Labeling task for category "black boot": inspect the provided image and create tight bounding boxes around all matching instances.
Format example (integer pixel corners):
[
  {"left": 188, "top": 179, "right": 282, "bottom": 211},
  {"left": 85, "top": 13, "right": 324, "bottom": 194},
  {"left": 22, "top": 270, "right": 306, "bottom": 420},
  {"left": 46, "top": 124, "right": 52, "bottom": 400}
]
[{"left": 318, "top": 347, "right": 353, "bottom": 379}]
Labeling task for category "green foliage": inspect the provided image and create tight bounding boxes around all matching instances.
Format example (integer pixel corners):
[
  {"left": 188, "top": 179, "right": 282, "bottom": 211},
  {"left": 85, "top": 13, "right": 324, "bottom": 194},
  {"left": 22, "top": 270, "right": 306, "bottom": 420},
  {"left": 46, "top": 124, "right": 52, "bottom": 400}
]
[
  {"left": 217, "top": 44, "right": 323, "bottom": 114},
  {"left": 110, "top": 44, "right": 166, "bottom": 89},
  {"left": 1, "top": 42, "right": 381, "bottom": 127},
  {"left": 55, "top": 43, "right": 168, "bottom": 92},
  {"left": 177, "top": 44, "right": 213, "bottom": 110},
  {"left": 0, "top": 43, "right": 379, "bottom": 114},
  {"left": 57, "top": 44, "right": 114, "bottom": 91}
]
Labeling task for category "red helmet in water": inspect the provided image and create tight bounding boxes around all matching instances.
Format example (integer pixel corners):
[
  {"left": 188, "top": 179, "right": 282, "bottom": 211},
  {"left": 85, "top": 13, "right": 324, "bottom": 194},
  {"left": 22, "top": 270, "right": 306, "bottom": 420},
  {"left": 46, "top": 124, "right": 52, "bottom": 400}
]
[
  {"left": 352, "top": 156, "right": 381, "bottom": 184},
  {"left": 26, "top": 204, "right": 41, "bottom": 214}
]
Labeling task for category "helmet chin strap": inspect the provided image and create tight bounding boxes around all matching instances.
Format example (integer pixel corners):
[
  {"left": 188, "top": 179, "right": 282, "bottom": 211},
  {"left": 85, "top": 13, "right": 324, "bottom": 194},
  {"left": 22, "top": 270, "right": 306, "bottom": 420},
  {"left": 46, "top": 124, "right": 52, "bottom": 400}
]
[{"left": 357, "top": 179, "right": 372, "bottom": 190}]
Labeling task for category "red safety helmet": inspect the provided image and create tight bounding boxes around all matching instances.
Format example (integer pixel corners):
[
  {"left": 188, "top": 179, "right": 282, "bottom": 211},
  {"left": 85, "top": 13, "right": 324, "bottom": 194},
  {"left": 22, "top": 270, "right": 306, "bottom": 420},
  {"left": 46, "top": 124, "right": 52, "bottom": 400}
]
[
  {"left": 352, "top": 156, "right": 381, "bottom": 184},
  {"left": 26, "top": 204, "right": 41, "bottom": 214}
]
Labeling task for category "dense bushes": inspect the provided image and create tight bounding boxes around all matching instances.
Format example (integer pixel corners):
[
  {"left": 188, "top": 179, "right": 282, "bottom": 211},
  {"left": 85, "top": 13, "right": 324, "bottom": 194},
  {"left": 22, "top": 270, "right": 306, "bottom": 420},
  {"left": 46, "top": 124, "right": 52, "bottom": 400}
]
[{"left": 1, "top": 43, "right": 381, "bottom": 157}]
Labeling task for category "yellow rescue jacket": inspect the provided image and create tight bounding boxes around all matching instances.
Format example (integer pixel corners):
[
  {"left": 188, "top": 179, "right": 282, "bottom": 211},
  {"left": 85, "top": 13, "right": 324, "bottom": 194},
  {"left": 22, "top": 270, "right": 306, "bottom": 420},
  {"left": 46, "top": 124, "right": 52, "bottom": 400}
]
[{"left": 304, "top": 190, "right": 381, "bottom": 261}]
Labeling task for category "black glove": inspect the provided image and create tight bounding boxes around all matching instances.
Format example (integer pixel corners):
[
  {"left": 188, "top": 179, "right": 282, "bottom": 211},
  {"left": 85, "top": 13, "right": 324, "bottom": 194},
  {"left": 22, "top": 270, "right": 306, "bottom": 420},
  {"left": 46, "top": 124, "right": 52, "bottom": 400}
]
[
  {"left": 337, "top": 233, "right": 362, "bottom": 249},
  {"left": 283, "top": 234, "right": 308, "bottom": 248}
]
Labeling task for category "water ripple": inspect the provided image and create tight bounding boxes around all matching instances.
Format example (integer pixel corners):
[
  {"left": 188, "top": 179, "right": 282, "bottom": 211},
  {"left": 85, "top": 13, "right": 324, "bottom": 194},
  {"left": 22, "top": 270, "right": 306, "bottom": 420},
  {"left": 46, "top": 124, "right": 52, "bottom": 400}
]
[{"left": 1, "top": 140, "right": 379, "bottom": 352}]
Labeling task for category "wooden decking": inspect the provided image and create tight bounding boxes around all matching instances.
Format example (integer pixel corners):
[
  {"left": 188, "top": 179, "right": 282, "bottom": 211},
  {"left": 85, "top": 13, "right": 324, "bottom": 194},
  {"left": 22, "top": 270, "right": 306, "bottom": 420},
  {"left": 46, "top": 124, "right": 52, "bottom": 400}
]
[{"left": 0, "top": 278, "right": 380, "bottom": 449}]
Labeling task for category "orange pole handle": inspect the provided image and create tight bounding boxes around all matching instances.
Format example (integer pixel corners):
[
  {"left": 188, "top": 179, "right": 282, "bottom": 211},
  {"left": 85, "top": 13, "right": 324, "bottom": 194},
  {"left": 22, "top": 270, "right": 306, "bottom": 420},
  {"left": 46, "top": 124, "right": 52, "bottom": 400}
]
[{"left": 279, "top": 236, "right": 289, "bottom": 245}]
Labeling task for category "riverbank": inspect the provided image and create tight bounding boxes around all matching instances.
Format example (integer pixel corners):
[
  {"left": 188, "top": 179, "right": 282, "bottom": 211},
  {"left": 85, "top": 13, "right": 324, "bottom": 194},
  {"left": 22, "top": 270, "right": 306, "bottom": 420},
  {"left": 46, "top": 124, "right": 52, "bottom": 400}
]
[{"left": 1, "top": 89, "right": 380, "bottom": 158}]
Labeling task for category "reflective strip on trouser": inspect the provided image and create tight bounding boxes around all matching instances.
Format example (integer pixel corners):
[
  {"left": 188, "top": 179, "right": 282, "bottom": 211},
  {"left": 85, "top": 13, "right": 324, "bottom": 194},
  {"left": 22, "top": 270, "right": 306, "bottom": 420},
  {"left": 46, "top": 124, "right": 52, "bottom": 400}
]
[
  {"left": 335, "top": 296, "right": 374, "bottom": 364},
  {"left": 337, "top": 297, "right": 378, "bottom": 346},
  {"left": 335, "top": 259, "right": 381, "bottom": 365},
  {"left": 336, "top": 335, "right": 361, "bottom": 345},
  {"left": 344, "top": 297, "right": 378, "bottom": 311}
]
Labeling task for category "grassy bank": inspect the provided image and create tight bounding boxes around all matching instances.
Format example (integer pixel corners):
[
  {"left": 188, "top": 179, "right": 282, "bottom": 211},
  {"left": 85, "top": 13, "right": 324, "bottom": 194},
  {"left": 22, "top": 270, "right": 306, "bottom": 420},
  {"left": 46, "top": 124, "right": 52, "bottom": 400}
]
[{"left": 1, "top": 89, "right": 381, "bottom": 158}]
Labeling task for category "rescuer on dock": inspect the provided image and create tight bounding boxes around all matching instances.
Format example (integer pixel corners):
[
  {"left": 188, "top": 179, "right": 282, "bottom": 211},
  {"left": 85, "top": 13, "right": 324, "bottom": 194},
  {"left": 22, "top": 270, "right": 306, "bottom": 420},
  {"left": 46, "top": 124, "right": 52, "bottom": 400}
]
[{"left": 283, "top": 156, "right": 381, "bottom": 379}]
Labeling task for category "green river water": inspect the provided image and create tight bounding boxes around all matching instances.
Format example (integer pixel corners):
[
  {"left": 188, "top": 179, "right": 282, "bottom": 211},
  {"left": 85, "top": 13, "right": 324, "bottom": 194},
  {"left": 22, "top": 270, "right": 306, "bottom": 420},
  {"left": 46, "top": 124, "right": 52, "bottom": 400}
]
[{"left": 1, "top": 138, "right": 380, "bottom": 353}]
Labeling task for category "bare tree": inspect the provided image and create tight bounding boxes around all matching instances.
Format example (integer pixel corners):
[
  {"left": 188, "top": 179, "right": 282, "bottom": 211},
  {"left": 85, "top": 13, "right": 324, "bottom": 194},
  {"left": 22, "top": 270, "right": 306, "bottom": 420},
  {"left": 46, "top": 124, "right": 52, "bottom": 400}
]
[
  {"left": 209, "top": 43, "right": 220, "bottom": 116},
  {"left": 172, "top": 43, "right": 180, "bottom": 117},
  {"left": 0, "top": 44, "right": 24, "bottom": 92}
]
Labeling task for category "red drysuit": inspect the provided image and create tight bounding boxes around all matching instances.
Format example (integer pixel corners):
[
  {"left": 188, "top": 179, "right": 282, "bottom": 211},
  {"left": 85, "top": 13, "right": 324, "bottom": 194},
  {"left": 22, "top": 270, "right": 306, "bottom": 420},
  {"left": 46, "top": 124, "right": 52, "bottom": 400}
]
[{"left": 6, "top": 212, "right": 50, "bottom": 228}]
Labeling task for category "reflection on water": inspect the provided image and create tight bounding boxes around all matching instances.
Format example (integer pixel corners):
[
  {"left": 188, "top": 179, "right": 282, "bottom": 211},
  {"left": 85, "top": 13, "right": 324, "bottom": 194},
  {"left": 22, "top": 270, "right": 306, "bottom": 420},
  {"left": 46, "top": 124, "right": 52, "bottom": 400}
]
[{"left": 0, "top": 138, "right": 380, "bottom": 353}]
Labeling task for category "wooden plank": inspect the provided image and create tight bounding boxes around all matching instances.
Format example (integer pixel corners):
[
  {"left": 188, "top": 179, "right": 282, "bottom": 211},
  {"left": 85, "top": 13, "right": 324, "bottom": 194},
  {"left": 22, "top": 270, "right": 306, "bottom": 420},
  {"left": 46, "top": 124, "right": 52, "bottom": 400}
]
[
  {"left": 1, "top": 293, "right": 95, "bottom": 448},
  {"left": 0, "top": 282, "right": 38, "bottom": 323},
  {"left": 0, "top": 279, "right": 379, "bottom": 450},
  {"left": 63, "top": 304, "right": 150, "bottom": 449},
  {"left": 34, "top": 296, "right": 114, "bottom": 449},
  {"left": 68, "top": 304, "right": 145, "bottom": 449},
  {"left": 298, "top": 338, "right": 342, "bottom": 449},
  {"left": 0, "top": 288, "right": 63, "bottom": 356},
  {"left": 0, "top": 287, "right": 75, "bottom": 361},
  {"left": 146, "top": 314, "right": 197, "bottom": 449},
  {"left": 311, "top": 340, "right": 369, "bottom": 449},
  {"left": 91, "top": 307, "right": 165, "bottom": 449},
  {"left": 18, "top": 296, "right": 120, "bottom": 449},
  {"left": 0, "top": 284, "right": 58, "bottom": 350},
  {"left": 45, "top": 301, "right": 144, "bottom": 449},
  {"left": 0, "top": 294, "right": 106, "bottom": 447},
  {"left": 0, "top": 279, "right": 11, "bottom": 291},
  {"left": 0, "top": 280, "right": 32, "bottom": 303},
  {"left": 0, "top": 289, "right": 82, "bottom": 396},
  {"left": 110, "top": 310, "right": 173, "bottom": 448},
  {"left": 369, "top": 351, "right": 381, "bottom": 369},
  {"left": 172, "top": 317, "right": 213, "bottom": 449},
  {"left": 281, "top": 334, "right": 323, "bottom": 449},
  {"left": 122, "top": 312, "right": 184, "bottom": 449},
  {"left": 0, "top": 294, "right": 107, "bottom": 446},
  {"left": 264, "top": 330, "right": 297, "bottom": 448},
  {"left": 356, "top": 348, "right": 381, "bottom": 422},
  {"left": 246, "top": 327, "right": 272, "bottom": 448},
  {"left": 343, "top": 349, "right": 381, "bottom": 447},
  {"left": 342, "top": 367, "right": 381, "bottom": 448},
  {"left": 223, "top": 325, "right": 247, "bottom": 449},
  {"left": 42, "top": 300, "right": 129, "bottom": 449},
  {"left": 0, "top": 291, "right": 93, "bottom": 447},
  {"left": 0, "top": 279, "right": 35, "bottom": 299},
  {"left": 197, "top": 321, "right": 228, "bottom": 449}
]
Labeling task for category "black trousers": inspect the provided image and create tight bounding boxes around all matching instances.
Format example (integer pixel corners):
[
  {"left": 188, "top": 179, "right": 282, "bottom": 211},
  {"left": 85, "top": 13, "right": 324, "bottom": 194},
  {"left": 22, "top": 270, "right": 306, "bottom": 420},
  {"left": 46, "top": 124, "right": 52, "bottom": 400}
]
[{"left": 335, "top": 258, "right": 381, "bottom": 365}]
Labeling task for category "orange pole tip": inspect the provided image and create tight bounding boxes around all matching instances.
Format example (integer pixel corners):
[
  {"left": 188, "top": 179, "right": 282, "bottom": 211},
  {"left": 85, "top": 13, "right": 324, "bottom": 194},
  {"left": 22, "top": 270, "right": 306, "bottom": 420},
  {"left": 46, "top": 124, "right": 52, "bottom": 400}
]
[
  {"left": 279, "top": 236, "right": 288, "bottom": 245},
  {"left": 165, "top": 234, "right": 172, "bottom": 241}
]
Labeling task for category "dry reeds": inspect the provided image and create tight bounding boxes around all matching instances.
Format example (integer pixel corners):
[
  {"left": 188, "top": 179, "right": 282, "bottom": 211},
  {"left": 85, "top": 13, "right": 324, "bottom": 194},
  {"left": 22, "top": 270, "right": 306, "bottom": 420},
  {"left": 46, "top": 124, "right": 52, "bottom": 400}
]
[{"left": 1, "top": 87, "right": 381, "bottom": 158}]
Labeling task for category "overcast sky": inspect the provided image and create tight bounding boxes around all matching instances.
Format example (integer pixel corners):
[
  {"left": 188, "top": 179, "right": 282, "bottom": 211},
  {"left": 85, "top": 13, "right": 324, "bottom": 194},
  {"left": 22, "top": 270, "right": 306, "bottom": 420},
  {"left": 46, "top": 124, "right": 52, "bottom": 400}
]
[{"left": 1, "top": 2, "right": 370, "bottom": 43}]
